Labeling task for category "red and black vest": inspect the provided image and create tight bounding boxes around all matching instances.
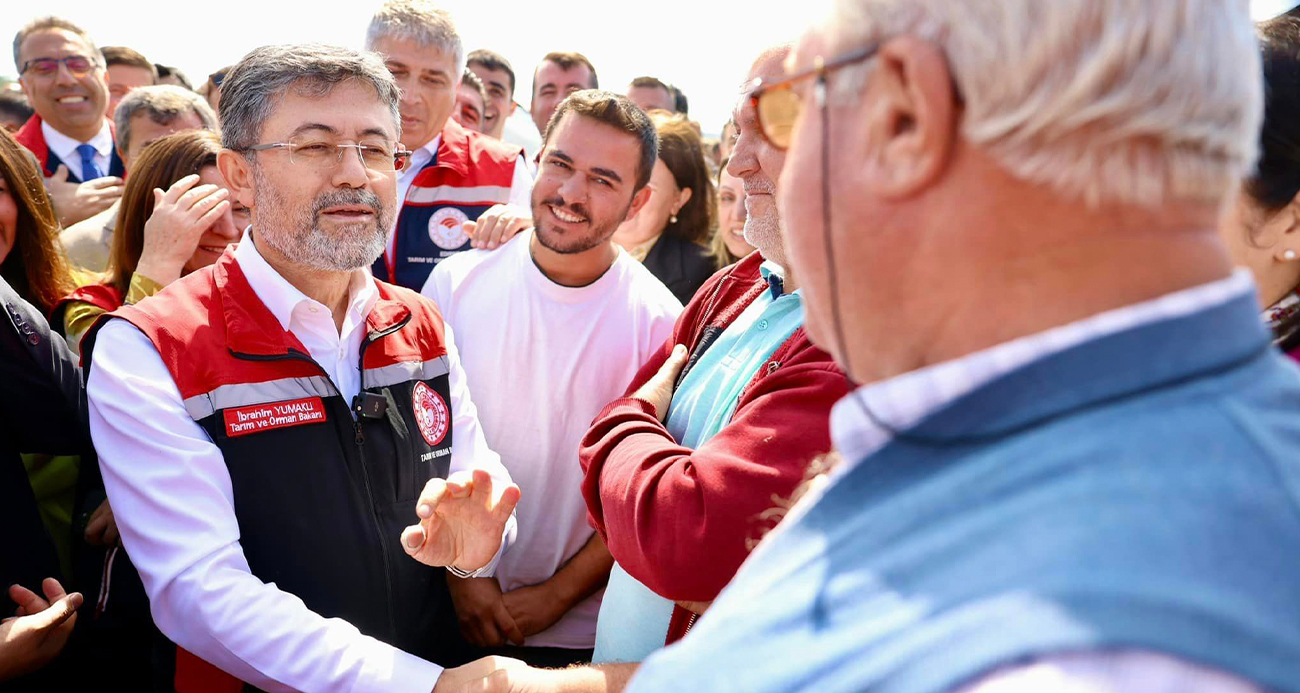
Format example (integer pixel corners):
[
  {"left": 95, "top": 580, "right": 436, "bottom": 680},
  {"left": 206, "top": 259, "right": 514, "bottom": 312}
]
[
  {"left": 82, "top": 249, "right": 464, "bottom": 691},
  {"left": 374, "top": 118, "right": 523, "bottom": 291}
]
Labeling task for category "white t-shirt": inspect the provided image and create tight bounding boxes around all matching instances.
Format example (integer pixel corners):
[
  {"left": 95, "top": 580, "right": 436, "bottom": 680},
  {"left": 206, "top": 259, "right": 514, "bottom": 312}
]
[{"left": 422, "top": 231, "right": 681, "bottom": 649}]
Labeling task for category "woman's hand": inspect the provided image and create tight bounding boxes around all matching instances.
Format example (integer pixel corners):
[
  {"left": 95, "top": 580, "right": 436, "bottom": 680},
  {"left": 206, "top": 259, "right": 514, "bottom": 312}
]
[{"left": 133, "top": 174, "right": 230, "bottom": 287}]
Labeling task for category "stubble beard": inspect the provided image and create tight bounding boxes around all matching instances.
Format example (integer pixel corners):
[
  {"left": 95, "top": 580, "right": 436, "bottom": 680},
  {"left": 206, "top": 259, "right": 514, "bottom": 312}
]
[
  {"left": 532, "top": 195, "right": 631, "bottom": 256},
  {"left": 251, "top": 164, "right": 394, "bottom": 272},
  {"left": 743, "top": 196, "right": 788, "bottom": 269}
]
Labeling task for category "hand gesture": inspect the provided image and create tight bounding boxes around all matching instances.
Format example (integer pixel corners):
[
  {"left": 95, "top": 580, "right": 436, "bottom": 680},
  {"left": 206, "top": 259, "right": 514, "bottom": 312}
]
[
  {"left": 446, "top": 576, "right": 525, "bottom": 647},
  {"left": 402, "top": 468, "right": 521, "bottom": 573},
  {"left": 0, "top": 579, "right": 82, "bottom": 682},
  {"left": 630, "top": 344, "right": 689, "bottom": 421},
  {"left": 44, "top": 165, "right": 123, "bottom": 227},
  {"left": 133, "top": 174, "right": 231, "bottom": 286},
  {"left": 432, "top": 656, "right": 530, "bottom": 693},
  {"left": 465, "top": 204, "right": 532, "bottom": 250}
]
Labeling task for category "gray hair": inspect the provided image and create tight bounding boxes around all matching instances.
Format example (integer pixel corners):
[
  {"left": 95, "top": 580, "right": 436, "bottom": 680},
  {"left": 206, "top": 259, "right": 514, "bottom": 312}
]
[
  {"left": 114, "top": 85, "right": 218, "bottom": 154},
  {"left": 13, "top": 16, "right": 102, "bottom": 73},
  {"left": 365, "top": 0, "right": 465, "bottom": 78},
  {"left": 218, "top": 43, "right": 402, "bottom": 152},
  {"left": 820, "top": 0, "right": 1263, "bottom": 208}
]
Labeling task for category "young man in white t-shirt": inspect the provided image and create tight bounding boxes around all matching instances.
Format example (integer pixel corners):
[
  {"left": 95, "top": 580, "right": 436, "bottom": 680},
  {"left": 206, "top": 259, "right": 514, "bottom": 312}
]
[{"left": 421, "top": 90, "right": 681, "bottom": 667}]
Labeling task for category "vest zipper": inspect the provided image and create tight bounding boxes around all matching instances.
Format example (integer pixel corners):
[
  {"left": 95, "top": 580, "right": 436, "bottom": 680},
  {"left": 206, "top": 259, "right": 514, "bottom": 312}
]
[
  {"left": 229, "top": 311, "right": 413, "bottom": 644},
  {"left": 354, "top": 314, "right": 412, "bottom": 642}
]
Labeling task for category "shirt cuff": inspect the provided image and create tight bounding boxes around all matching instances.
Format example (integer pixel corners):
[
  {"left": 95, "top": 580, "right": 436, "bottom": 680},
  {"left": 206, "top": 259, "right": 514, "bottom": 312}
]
[{"left": 356, "top": 635, "right": 443, "bottom": 693}]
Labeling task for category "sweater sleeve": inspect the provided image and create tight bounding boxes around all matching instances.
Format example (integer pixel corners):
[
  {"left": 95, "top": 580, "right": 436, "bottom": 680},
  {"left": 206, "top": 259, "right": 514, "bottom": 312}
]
[{"left": 579, "top": 347, "right": 851, "bottom": 602}]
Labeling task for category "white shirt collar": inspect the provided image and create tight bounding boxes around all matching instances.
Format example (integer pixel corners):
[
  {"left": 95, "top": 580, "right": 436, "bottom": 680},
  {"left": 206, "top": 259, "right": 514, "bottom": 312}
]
[
  {"left": 233, "top": 228, "right": 379, "bottom": 335},
  {"left": 42, "top": 118, "right": 112, "bottom": 160},
  {"left": 402, "top": 134, "right": 442, "bottom": 180},
  {"left": 829, "top": 270, "right": 1256, "bottom": 476}
]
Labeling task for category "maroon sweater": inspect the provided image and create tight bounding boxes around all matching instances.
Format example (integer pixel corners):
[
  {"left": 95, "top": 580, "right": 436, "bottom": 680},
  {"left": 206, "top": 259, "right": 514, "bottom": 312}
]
[{"left": 579, "top": 252, "right": 851, "bottom": 644}]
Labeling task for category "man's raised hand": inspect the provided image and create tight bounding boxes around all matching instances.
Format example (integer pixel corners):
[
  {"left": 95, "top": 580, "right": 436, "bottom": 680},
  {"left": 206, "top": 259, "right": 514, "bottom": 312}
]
[{"left": 402, "top": 468, "right": 521, "bottom": 573}]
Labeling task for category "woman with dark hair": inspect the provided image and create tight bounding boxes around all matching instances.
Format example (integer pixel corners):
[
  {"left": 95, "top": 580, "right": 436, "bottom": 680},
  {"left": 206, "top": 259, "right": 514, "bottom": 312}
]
[
  {"left": 1221, "top": 15, "right": 1300, "bottom": 360},
  {"left": 614, "top": 110, "right": 717, "bottom": 304},
  {"left": 709, "top": 157, "right": 755, "bottom": 269},
  {"left": 0, "top": 127, "right": 76, "bottom": 315},
  {"left": 57, "top": 129, "right": 244, "bottom": 355}
]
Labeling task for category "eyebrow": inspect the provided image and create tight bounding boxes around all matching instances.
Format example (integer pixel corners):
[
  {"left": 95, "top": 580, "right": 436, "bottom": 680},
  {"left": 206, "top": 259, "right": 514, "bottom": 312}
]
[
  {"left": 289, "top": 123, "right": 392, "bottom": 140},
  {"left": 385, "top": 59, "right": 451, "bottom": 80},
  {"left": 547, "top": 148, "right": 626, "bottom": 184}
]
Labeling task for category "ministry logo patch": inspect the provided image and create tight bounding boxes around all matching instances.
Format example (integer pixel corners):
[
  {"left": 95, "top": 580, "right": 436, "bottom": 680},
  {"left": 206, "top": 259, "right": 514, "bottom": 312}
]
[
  {"left": 428, "top": 207, "right": 470, "bottom": 250},
  {"left": 412, "top": 381, "right": 450, "bottom": 446}
]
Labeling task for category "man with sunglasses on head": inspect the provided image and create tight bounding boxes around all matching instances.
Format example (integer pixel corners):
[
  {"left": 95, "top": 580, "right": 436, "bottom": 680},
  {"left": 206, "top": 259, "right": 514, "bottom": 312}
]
[
  {"left": 83, "top": 44, "right": 523, "bottom": 693},
  {"left": 12, "top": 16, "right": 125, "bottom": 227}
]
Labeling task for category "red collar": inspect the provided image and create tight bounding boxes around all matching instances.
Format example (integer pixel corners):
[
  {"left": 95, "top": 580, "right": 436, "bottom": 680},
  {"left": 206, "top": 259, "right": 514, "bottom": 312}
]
[{"left": 13, "top": 113, "right": 118, "bottom": 177}]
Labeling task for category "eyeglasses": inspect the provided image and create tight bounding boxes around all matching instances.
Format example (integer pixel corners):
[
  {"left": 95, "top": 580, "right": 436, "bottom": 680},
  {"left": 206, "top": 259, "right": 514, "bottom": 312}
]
[
  {"left": 743, "top": 45, "right": 879, "bottom": 150},
  {"left": 240, "top": 138, "right": 413, "bottom": 172},
  {"left": 20, "top": 55, "right": 99, "bottom": 78}
]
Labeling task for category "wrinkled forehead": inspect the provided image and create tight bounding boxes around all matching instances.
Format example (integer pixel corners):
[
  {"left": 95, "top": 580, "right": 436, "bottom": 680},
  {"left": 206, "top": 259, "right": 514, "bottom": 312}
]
[
  {"left": 262, "top": 81, "right": 398, "bottom": 141},
  {"left": 733, "top": 46, "right": 795, "bottom": 123}
]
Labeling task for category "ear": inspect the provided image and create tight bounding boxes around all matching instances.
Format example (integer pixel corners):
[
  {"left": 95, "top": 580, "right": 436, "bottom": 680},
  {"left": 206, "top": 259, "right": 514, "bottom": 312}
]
[
  {"left": 216, "top": 149, "right": 256, "bottom": 210},
  {"left": 624, "top": 185, "right": 653, "bottom": 222},
  {"left": 1272, "top": 194, "right": 1300, "bottom": 261},
  {"left": 506, "top": 100, "right": 517, "bottom": 116},
  {"left": 859, "top": 36, "right": 958, "bottom": 200},
  {"left": 673, "top": 185, "right": 693, "bottom": 215},
  {"left": 17, "top": 76, "right": 36, "bottom": 105}
]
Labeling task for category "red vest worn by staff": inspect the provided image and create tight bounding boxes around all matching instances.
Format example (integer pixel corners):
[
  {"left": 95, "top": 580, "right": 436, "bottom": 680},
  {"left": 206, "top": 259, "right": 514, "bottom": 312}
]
[
  {"left": 82, "top": 248, "right": 464, "bottom": 693},
  {"left": 375, "top": 118, "right": 523, "bottom": 291}
]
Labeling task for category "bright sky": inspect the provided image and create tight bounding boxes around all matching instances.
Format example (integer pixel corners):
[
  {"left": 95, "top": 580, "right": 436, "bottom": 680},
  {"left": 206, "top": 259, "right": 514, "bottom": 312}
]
[
  {"left": 3, "top": 0, "right": 1296, "bottom": 139},
  {"left": 1, "top": 0, "right": 804, "bottom": 138}
]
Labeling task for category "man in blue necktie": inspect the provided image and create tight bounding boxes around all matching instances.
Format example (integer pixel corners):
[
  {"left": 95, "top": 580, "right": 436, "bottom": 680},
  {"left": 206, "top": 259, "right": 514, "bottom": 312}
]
[{"left": 13, "top": 16, "right": 124, "bottom": 226}]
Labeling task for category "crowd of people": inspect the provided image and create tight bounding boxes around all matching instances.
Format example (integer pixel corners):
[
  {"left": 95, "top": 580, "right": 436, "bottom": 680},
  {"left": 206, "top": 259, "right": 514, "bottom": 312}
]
[{"left": 3, "top": 0, "right": 1300, "bottom": 692}]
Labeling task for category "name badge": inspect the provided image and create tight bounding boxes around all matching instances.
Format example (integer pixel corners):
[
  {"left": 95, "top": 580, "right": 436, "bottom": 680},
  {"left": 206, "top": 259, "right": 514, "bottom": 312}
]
[{"left": 223, "top": 397, "right": 327, "bottom": 438}]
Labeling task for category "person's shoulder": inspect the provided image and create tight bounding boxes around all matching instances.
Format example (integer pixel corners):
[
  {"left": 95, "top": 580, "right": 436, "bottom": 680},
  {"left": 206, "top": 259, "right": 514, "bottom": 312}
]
[
  {"left": 616, "top": 251, "right": 686, "bottom": 313},
  {"left": 423, "top": 234, "right": 526, "bottom": 297}
]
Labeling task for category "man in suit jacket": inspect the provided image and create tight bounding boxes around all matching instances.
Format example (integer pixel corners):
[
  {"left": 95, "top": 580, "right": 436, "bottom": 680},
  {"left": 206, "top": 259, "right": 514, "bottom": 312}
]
[
  {"left": 0, "top": 276, "right": 88, "bottom": 688},
  {"left": 12, "top": 17, "right": 124, "bottom": 227}
]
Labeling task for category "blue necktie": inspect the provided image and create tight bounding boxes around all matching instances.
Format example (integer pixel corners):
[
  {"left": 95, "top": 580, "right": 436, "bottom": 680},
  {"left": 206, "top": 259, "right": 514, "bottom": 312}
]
[{"left": 76, "top": 143, "right": 105, "bottom": 181}]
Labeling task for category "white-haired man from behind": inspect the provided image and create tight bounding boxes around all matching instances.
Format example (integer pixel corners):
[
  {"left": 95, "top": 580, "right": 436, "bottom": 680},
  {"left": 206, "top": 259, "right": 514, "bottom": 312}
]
[{"left": 431, "top": 1, "right": 1300, "bottom": 692}]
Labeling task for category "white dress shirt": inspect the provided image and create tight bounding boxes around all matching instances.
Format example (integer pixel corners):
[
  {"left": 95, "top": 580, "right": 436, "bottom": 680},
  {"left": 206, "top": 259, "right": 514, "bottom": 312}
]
[
  {"left": 387, "top": 133, "right": 534, "bottom": 262},
  {"left": 87, "top": 231, "right": 516, "bottom": 693},
  {"left": 812, "top": 269, "right": 1262, "bottom": 693},
  {"left": 42, "top": 119, "right": 112, "bottom": 181}
]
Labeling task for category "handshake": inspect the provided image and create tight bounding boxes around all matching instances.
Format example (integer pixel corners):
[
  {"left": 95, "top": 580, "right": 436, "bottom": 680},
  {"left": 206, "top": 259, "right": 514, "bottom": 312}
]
[{"left": 435, "top": 656, "right": 636, "bottom": 693}]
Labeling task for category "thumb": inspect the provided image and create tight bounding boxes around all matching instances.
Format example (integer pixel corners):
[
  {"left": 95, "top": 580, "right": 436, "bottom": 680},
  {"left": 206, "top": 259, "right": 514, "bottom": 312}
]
[
  {"left": 463, "top": 220, "right": 478, "bottom": 238},
  {"left": 49, "top": 165, "right": 69, "bottom": 183},
  {"left": 661, "top": 344, "right": 689, "bottom": 381},
  {"left": 25, "top": 592, "right": 81, "bottom": 632},
  {"left": 153, "top": 188, "right": 165, "bottom": 206}
]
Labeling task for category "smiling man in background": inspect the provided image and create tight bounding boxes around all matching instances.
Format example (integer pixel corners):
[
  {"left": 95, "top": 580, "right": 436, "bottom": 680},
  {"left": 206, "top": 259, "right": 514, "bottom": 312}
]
[
  {"left": 13, "top": 16, "right": 125, "bottom": 227},
  {"left": 365, "top": 0, "right": 534, "bottom": 291}
]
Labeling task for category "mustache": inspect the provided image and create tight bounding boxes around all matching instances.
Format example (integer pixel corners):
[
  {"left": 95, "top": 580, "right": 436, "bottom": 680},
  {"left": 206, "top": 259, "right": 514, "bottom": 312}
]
[
  {"left": 312, "top": 189, "right": 383, "bottom": 217},
  {"left": 540, "top": 196, "right": 590, "bottom": 219},
  {"left": 743, "top": 177, "right": 776, "bottom": 196}
]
